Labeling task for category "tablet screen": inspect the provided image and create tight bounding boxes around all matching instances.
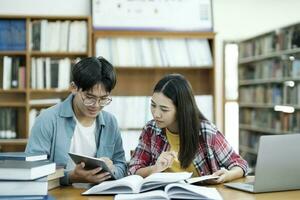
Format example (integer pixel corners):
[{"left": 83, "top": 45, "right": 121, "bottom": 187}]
[{"left": 68, "top": 152, "right": 116, "bottom": 180}]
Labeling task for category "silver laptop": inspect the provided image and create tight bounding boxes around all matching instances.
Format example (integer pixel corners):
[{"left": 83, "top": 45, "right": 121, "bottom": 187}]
[{"left": 224, "top": 134, "right": 300, "bottom": 193}]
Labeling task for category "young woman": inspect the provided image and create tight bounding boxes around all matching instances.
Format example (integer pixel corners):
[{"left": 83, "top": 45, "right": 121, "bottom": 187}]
[{"left": 128, "top": 74, "right": 248, "bottom": 184}]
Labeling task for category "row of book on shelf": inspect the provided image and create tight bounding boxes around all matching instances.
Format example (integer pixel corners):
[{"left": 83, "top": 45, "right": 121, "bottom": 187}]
[
  {"left": 239, "top": 83, "right": 300, "bottom": 105},
  {"left": 0, "top": 108, "right": 17, "bottom": 139},
  {"left": 239, "top": 108, "right": 300, "bottom": 132},
  {"left": 0, "top": 152, "right": 63, "bottom": 199},
  {"left": 0, "top": 54, "right": 214, "bottom": 91},
  {"left": 30, "top": 20, "right": 88, "bottom": 52},
  {"left": 0, "top": 56, "right": 26, "bottom": 89},
  {"left": 31, "top": 57, "right": 74, "bottom": 90},
  {"left": 0, "top": 19, "right": 88, "bottom": 53},
  {"left": 239, "top": 58, "right": 300, "bottom": 80},
  {"left": 0, "top": 56, "right": 75, "bottom": 90},
  {"left": 239, "top": 23, "right": 300, "bottom": 58},
  {"left": 239, "top": 130, "right": 264, "bottom": 153},
  {"left": 239, "top": 130, "right": 265, "bottom": 171},
  {"left": 96, "top": 38, "right": 213, "bottom": 67}
]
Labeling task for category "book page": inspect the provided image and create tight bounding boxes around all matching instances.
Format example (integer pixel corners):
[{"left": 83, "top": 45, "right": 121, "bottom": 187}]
[
  {"left": 186, "top": 174, "right": 219, "bottom": 184},
  {"left": 165, "top": 183, "right": 223, "bottom": 200},
  {"left": 115, "top": 190, "right": 168, "bottom": 200},
  {"left": 140, "top": 172, "right": 192, "bottom": 192},
  {"left": 82, "top": 175, "right": 144, "bottom": 194}
]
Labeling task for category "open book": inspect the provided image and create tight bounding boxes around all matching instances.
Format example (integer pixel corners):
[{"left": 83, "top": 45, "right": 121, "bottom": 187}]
[
  {"left": 115, "top": 183, "right": 223, "bottom": 200},
  {"left": 83, "top": 172, "right": 192, "bottom": 195}
]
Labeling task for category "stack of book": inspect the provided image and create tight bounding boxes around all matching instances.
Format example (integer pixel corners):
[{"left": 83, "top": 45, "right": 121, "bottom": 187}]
[
  {"left": 47, "top": 165, "right": 64, "bottom": 190},
  {"left": 0, "top": 152, "right": 56, "bottom": 199}
]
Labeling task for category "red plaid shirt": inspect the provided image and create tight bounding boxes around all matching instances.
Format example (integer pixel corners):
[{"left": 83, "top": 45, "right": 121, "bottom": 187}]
[{"left": 128, "top": 120, "right": 248, "bottom": 176}]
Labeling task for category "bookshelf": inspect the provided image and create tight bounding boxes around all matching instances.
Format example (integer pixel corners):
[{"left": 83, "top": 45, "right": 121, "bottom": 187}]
[
  {"left": 0, "top": 15, "right": 92, "bottom": 152},
  {"left": 93, "top": 30, "right": 215, "bottom": 96},
  {"left": 238, "top": 23, "right": 300, "bottom": 172},
  {"left": 93, "top": 30, "right": 216, "bottom": 161}
]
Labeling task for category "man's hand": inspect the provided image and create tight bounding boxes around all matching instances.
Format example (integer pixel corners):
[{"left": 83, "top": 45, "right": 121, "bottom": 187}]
[
  {"left": 69, "top": 162, "right": 111, "bottom": 184},
  {"left": 153, "top": 151, "right": 177, "bottom": 173},
  {"left": 99, "top": 157, "right": 115, "bottom": 172}
]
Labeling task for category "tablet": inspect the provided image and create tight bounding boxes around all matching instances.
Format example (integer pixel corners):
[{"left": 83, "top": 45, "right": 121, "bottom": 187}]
[{"left": 68, "top": 152, "right": 116, "bottom": 180}]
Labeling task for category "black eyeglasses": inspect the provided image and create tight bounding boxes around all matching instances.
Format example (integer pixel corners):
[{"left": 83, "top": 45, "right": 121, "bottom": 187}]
[{"left": 80, "top": 92, "right": 112, "bottom": 107}]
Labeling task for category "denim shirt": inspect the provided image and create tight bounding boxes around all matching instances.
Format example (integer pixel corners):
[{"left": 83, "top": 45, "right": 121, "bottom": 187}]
[{"left": 25, "top": 94, "right": 127, "bottom": 185}]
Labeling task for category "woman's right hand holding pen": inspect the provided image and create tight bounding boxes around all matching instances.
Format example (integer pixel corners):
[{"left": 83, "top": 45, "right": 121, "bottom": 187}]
[{"left": 153, "top": 151, "right": 177, "bottom": 173}]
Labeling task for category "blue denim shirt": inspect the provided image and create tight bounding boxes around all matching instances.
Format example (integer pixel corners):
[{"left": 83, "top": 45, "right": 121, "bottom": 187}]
[{"left": 25, "top": 94, "right": 127, "bottom": 185}]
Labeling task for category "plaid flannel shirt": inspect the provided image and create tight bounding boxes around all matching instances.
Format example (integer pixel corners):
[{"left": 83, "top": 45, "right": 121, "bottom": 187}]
[{"left": 128, "top": 119, "right": 248, "bottom": 176}]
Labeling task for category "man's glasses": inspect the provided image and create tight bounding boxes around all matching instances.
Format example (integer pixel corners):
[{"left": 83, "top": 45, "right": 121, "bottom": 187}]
[{"left": 80, "top": 92, "right": 112, "bottom": 107}]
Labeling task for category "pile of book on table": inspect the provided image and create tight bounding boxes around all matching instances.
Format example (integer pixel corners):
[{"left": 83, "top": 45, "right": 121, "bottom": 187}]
[{"left": 0, "top": 152, "right": 61, "bottom": 200}]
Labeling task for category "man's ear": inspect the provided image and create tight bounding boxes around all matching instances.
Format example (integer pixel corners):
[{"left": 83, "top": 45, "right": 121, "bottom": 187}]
[{"left": 70, "top": 82, "right": 78, "bottom": 94}]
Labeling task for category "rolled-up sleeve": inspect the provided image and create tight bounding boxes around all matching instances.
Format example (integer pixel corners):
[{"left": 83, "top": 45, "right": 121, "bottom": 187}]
[
  {"left": 212, "top": 131, "right": 249, "bottom": 176},
  {"left": 128, "top": 127, "right": 153, "bottom": 175}
]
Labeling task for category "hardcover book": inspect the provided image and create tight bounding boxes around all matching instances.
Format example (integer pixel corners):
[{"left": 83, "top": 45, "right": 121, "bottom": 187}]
[
  {"left": 0, "top": 152, "right": 47, "bottom": 162},
  {"left": 0, "top": 160, "right": 55, "bottom": 180}
]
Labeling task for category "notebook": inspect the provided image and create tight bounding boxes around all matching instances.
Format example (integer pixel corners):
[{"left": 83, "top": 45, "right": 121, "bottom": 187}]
[{"left": 224, "top": 134, "right": 300, "bottom": 193}]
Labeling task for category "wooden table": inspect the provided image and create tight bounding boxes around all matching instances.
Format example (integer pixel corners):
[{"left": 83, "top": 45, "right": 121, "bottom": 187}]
[{"left": 49, "top": 176, "right": 300, "bottom": 200}]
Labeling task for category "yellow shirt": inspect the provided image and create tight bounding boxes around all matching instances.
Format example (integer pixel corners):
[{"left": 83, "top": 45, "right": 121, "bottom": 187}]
[{"left": 164, "top": 129, "right": 199, "bottom": 177}]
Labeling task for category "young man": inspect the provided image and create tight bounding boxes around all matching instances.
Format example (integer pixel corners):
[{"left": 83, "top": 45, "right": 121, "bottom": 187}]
[{"left": 26, "top": 57, "right": 127, "bottom": 185}]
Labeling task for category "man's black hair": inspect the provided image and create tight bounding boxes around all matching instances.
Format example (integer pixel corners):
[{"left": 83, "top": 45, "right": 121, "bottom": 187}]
[{"left": 72, "top": 57, "right": 116, "bottom": 92}]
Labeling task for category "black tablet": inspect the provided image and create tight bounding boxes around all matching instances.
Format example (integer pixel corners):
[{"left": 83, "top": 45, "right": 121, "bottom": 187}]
[{"left": 68, "top": 152, "right": 116, "bottom": 180}]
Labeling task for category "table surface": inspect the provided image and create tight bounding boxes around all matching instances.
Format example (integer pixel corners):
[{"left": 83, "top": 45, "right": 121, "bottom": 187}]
[{"left": 49, "top": 176, "right": 300, "bottom": 200}]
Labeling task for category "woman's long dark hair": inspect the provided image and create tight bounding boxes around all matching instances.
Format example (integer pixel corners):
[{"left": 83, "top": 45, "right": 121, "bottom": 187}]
[{"left": 154, "top": 74, "right": 206, "bottom": 168}]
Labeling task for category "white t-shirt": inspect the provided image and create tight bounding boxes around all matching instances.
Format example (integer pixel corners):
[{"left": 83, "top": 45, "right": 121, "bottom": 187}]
[
  {"left": 67, "top": 117, "right": 97, "bottom": 171},
  {"left": 66, "top": 117, "right": 97, "bottom": 188}
]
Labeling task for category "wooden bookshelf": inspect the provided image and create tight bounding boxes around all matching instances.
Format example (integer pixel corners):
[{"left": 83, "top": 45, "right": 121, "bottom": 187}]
[
  {"left": 0, "top": 15, "right": 92, "bottom": 152},
  {"left": 238, "top": 22, "right": 300, "bottom": 172},
  {"left": 93, "top": 30, "right": 216, "bottom": 120}
]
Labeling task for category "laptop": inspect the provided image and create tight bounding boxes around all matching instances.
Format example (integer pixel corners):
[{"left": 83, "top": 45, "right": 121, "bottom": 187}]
[{"left": 224, "top": 134, "right": 300, "bottom": 193}]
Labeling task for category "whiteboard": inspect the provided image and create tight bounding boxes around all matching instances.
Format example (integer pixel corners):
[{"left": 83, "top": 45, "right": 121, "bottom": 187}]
[{"left": 92, "top": 0, "right": 213, "bottom": 31}]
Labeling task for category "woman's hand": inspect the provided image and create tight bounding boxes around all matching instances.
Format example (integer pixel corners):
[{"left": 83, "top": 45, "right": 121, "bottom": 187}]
[
  {"left": 208, "top": 166, "right": 244, "bottom": 184},
  {"left": 211, "top": 168, "right": 230, "bottom": 184},
  {"left": 69, "top": 162, "right": 111, "bottom": 184},
  {"left": 153, "top": 151, "right": 177, "bottom": 173}
]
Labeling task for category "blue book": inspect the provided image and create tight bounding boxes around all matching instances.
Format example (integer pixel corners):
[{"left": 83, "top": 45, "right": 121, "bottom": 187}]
[
  {"left": 0, "top": 152, "right": 47, "bottom": 161},
  {"left": 9, "top": 20, "right": 26, "bottom": 51},
  {"left": 0, "top": 20, "right": 10, "bottom": 50}
]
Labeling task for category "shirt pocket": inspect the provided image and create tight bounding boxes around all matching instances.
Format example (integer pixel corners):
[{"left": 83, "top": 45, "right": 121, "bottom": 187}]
[{"left": 99, "top": 144, "right": 115, "bottom": 159}]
